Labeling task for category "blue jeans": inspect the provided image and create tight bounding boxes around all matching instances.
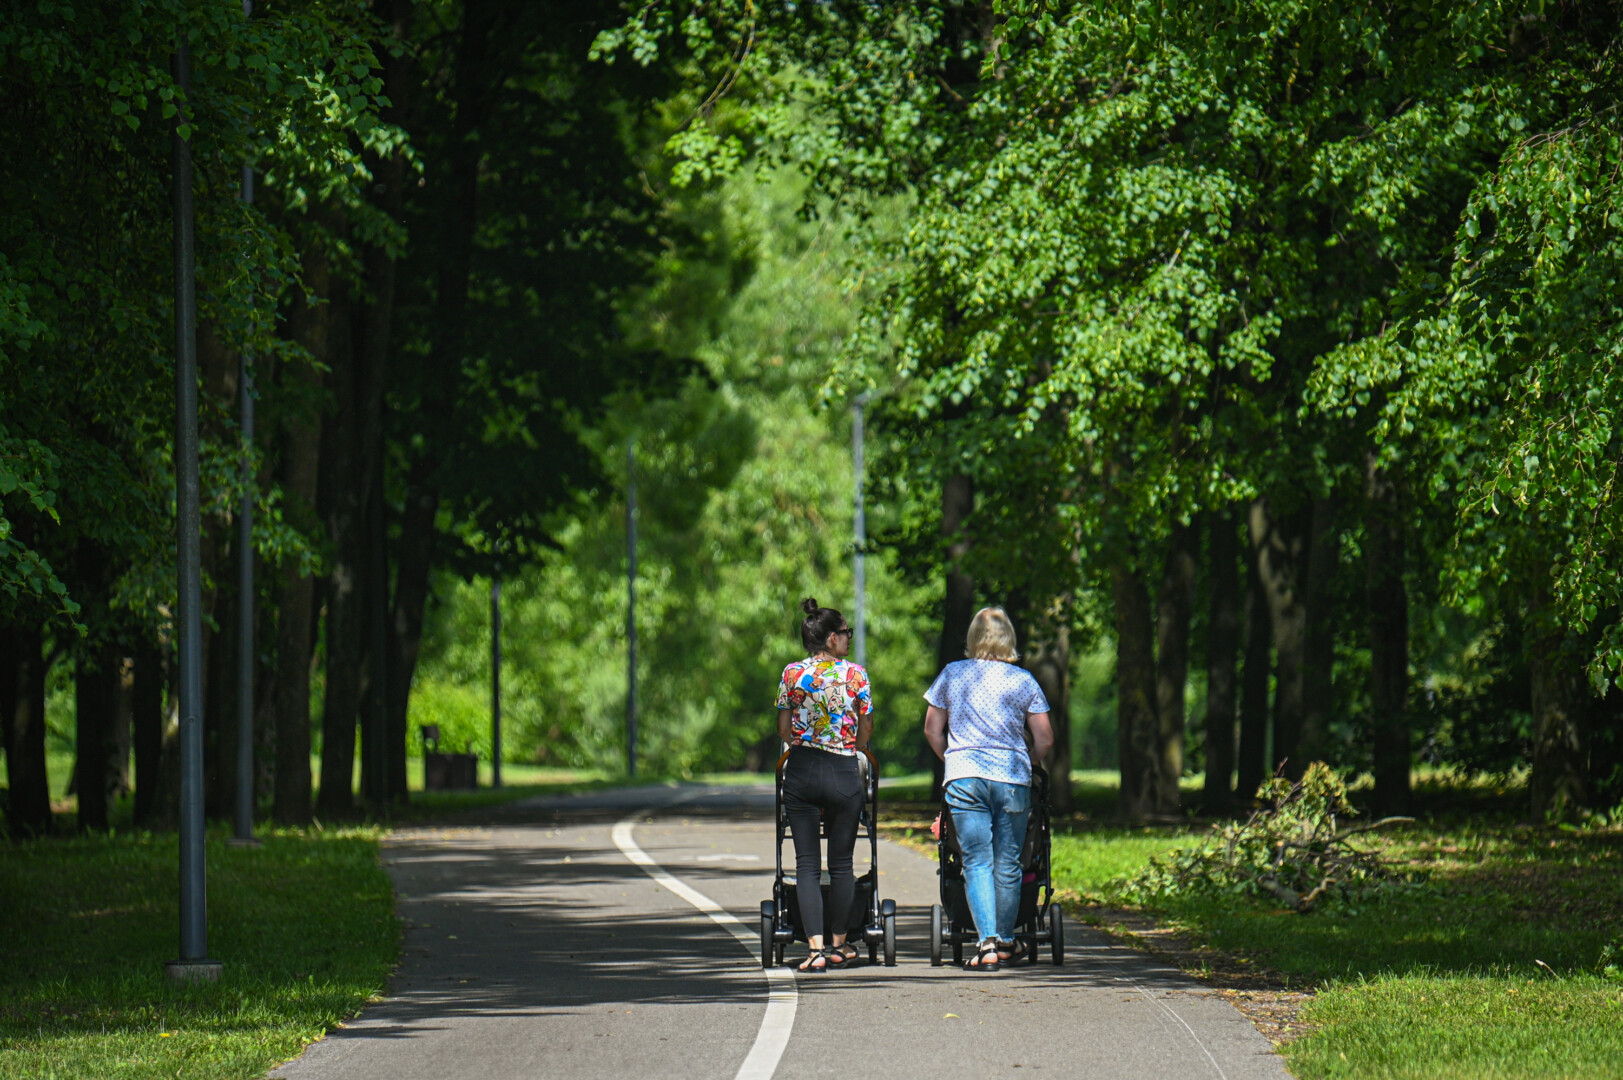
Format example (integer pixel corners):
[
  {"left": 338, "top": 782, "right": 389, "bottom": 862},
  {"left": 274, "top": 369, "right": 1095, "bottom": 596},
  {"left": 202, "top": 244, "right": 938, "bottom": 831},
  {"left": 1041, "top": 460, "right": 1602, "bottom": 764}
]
[{"left": 944, "top": 777, "right": 1031, "bottom": 943}]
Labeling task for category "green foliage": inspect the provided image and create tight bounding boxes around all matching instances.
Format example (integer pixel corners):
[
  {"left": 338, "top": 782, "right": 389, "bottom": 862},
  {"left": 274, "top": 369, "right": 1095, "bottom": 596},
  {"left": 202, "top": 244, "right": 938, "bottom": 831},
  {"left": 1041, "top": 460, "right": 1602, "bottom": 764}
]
[
  {"left": 0, "top": 0, "right": 393, "bottom": 634},
  {"left": 1128, "top": 763, "right": 1416, "bottom": 911},
  {"left": 411, "top": 163, "right": 937, "bottom": 774}
]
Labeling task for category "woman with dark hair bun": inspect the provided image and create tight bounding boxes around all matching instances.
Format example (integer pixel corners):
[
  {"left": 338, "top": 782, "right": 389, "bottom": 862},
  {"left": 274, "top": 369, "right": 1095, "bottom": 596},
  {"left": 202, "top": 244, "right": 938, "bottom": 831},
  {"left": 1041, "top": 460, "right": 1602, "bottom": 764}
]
[{"left": 774, "top": 597, "right": 873, "bottom": 971}]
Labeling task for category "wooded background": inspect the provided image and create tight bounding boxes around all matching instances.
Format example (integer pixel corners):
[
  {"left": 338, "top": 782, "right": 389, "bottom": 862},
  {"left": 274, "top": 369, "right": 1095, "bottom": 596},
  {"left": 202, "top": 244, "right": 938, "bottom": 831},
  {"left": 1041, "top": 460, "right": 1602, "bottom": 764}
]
[{"left": 4, "top": 0, "right": 1622, "bottom": 834}]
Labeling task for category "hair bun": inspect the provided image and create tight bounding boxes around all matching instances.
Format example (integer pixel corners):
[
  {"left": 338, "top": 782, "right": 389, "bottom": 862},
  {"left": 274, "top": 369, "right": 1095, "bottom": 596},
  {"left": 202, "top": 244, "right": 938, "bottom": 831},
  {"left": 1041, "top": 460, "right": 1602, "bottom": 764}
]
[{"left": 800, "top": 597, "right": 819, "bottom": 616}]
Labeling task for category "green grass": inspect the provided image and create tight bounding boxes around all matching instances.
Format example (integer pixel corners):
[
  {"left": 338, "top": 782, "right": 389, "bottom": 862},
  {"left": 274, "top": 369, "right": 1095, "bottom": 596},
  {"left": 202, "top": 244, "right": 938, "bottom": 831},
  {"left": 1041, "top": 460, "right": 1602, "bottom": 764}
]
[
  {"left": 1044, "top": 787, "right": 1623, "bottom": 1080},
  {"left": 0, "top": 826, "right": 397, "bottom": 1080}
]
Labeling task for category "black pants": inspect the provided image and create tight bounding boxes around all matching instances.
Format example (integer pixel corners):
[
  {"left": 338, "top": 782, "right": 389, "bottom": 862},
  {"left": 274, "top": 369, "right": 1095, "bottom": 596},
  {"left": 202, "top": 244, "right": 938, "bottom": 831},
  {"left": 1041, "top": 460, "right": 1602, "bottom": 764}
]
[{"left": 782, "top": 745, "right": 864, "bottom": 941}]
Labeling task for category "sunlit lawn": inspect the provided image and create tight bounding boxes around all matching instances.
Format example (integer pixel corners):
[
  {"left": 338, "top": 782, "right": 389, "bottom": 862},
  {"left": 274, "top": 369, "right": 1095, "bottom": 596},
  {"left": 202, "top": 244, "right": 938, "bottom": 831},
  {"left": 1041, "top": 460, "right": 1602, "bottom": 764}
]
[
  {"left": 0, "top": 827, "right": 396, "bottom": 1080},
  {"left": 1035, "top": 776, "right": 1623, "bottom": 1080}
]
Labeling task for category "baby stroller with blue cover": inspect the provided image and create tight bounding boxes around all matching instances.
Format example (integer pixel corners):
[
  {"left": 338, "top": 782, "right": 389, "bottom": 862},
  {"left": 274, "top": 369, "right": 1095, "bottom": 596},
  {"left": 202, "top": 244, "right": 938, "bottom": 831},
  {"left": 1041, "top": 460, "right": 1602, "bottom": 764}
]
[
  {"left": 928, "top": 765, "right": 1065, "bottom": 966},
  {"left": 760, "top": 747, "right": 898, "bottom": 967}
]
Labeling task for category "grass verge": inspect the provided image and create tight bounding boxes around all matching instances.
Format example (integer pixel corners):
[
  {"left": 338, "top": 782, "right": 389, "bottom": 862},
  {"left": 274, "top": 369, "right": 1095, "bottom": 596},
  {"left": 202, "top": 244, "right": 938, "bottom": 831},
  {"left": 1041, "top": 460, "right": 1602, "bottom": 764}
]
[
  {"left": 0, "top": 826, "right": 398, "bottom": 1080},
  {"left": 1040, "top": 794, "right": 1623, "bottom": 1080}
]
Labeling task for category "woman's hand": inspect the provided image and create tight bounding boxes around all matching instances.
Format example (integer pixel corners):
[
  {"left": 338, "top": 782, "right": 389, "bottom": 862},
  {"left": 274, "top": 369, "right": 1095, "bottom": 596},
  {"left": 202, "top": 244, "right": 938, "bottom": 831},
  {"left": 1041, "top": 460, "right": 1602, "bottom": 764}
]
[{"left": 777, "top": 708, "right": 795, "bottom": 745}]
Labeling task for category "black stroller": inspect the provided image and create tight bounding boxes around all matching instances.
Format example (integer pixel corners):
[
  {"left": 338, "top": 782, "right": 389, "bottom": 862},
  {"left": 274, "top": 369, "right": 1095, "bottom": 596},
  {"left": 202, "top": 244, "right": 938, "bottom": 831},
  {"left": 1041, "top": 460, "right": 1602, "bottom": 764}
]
[
  {"left": 928, "top": 766, "right": 1065, "bottom": 966},
  {"left": 760, "top": 748, "right": 898, "bottom": 967}
]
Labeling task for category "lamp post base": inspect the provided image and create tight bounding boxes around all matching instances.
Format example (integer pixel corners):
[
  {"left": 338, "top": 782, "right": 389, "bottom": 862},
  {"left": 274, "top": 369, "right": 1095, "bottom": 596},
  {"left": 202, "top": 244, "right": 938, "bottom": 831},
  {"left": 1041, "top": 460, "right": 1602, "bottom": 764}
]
[{"left": 164, "top": 959, "right": 223, "bottom": 985}]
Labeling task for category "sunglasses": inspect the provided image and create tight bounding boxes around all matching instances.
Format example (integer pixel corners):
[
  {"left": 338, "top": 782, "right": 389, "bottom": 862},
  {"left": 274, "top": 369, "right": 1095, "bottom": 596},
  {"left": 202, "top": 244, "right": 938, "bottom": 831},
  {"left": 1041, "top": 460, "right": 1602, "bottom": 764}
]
[{"left": 832, "top": 627, "right": 854, "bottom": 638}]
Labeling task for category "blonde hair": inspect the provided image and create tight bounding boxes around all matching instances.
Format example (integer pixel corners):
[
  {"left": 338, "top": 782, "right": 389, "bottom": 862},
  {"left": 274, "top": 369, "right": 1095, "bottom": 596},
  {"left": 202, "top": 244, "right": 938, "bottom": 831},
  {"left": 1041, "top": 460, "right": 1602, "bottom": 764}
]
[{"left": 966, "top": 606, "right": 1019, "bottom": 662}]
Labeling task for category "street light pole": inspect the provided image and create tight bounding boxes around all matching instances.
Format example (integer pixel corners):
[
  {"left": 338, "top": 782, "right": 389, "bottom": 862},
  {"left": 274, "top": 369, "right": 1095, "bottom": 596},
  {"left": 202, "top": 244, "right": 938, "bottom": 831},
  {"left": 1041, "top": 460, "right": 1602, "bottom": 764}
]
[
  {"left": 231, "top": 155, "right": 258, "bottom": 848},
  {"left": 626, "top": 440, "right": 638, "bottom": 779},
  {"left": 166, "top": 36, "right": 220, "bottom": 985},
  {"left": 852, "top": 392, "right": 874, "bottom": 669},
  {"left": 490, "top": 575, "right": 502, "bottom": 788},
  {"left": 229, "top": 0, "right": 259, "bottom": 849}
]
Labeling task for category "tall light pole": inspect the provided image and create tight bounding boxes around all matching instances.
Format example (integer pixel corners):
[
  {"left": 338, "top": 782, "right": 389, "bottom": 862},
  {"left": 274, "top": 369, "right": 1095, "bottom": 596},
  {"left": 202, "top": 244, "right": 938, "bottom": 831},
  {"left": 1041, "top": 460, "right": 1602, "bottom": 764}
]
[
  {"left": 625, "top": 439, "right": 638, "bottom": 778},
  {"left": 852, "top": 392, "right": 874, "bottom": 668},
  {"left": 490, "top": 574, "right": 502, "bottom": 788},
  {"left": 231, "top": 158, "right": 257, "bottom": 847},
  {"left": 232, "top": 0, "right": 258, "bottom": 843},
  {"left": 166, "top": 36, "right": 220, "bottom": 985}
]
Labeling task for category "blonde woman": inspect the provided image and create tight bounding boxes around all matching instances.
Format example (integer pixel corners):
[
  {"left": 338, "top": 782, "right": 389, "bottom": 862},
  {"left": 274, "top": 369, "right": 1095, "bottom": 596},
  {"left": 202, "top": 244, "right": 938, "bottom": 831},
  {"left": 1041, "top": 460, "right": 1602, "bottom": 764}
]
[{"left": 923, "top": 606, "right": 1054, "bottom": 972}]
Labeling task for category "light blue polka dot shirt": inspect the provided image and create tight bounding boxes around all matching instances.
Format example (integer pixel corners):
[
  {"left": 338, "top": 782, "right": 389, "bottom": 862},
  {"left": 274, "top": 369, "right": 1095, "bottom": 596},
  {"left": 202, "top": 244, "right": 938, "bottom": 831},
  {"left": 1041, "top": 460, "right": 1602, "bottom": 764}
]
[{"left": 925, "top": 659, "right": 1051, "bottom": 786}]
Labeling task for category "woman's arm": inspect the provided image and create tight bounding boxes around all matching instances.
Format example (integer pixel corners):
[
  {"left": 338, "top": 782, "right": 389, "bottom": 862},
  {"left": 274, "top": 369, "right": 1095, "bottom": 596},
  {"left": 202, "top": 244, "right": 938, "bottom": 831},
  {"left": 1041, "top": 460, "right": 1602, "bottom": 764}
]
[
  {"left": 777, "top": 708, "right": 795, "bottom": 745},
  {"left": 855, "top": 714, "right": 873, "bottom": 751},
  {"left": 923, "top": 704, "right": 950, "bottom": 760},
  {"left": 1026, "top": 711, "right": 1055, "bottom": 763}
]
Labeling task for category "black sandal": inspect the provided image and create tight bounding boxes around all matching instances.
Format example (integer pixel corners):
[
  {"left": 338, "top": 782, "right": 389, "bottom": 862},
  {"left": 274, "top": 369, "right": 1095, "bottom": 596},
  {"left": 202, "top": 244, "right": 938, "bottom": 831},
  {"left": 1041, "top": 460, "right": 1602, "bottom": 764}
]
[
  {"left": 999, "top": 939, "right": 1032, "bottom": 965},
  {"left": 798, "top": 949, "right": 828, "bottom": 973},
  {"left": 825, "top": 943, "right": 860, "bottom": 968},
  {"left": 964, "top": 941, "right": 1000, "bottom": 972}
]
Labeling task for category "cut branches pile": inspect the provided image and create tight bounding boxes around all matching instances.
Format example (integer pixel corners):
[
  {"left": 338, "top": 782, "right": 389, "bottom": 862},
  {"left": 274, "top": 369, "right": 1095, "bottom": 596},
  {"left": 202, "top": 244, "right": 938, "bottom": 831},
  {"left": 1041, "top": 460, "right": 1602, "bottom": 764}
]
[{"left": 1129, "top": 763, "right": 1417, "bottom": 913}]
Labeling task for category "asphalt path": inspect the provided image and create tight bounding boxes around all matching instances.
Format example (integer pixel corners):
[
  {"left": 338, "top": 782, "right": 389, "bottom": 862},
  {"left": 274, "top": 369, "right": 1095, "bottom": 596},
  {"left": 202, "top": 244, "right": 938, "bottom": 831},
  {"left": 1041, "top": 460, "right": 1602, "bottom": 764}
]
[{"left": 271, "top": 784, "right": 1290, "bottom": 1080}]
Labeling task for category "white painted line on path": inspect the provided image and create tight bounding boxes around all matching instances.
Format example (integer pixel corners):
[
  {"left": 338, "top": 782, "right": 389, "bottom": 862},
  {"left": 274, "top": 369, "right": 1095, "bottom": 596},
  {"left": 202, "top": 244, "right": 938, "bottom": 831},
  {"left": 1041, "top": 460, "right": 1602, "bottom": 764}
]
[
  {"left": 612, "top": 799, "right": 797, "bottom": 1080},
  {"left": 1134, "top": 983, "right": 1227, "bottom": 1080}
]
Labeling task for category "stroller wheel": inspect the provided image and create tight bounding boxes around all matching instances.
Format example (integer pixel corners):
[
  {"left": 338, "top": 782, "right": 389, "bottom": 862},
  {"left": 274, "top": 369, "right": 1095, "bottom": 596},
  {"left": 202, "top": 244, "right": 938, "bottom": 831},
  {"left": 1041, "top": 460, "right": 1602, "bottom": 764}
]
[
  {"left": 1049, "top": 903, "right": 1065, "bottom": 966},
  {"left": 928, "top": 904, "right": 943, "bottom": 966},
  {"left": 760, "top": 910, "right": 775, "bottom": 969},
  {"left": 883, "top": 909, "right": 897, "bottom": 967}
]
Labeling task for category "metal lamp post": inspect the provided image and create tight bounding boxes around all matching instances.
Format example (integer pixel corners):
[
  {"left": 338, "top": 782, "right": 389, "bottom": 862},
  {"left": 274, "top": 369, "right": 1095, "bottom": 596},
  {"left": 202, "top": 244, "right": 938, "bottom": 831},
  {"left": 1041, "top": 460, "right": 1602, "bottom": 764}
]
[
  {"left": 852, "top": 392, "right": 874, "bottom": 668},
  {"left": 625, "top": 440, "right": 638, "bottom": 779},
  {"left": 165, "top": 36, "right": 221, "bottom": 985},
  {"left": 491, "top": 574, "right": 502, "bottom": 788}
]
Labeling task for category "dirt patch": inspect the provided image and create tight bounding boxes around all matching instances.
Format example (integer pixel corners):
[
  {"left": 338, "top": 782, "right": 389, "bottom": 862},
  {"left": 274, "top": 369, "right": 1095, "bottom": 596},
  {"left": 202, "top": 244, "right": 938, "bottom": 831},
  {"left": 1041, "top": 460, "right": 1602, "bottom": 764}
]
[{"left": 1073, "top": 903, "right": 1316, "bottom": 1048}]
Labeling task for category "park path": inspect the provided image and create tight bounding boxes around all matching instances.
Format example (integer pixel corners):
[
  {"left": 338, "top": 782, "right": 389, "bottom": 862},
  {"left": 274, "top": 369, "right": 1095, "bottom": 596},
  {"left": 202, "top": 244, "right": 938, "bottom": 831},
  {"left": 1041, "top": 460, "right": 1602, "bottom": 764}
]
[{"left": 269, "top": 784, "right": 1290, "bottom": 1080}]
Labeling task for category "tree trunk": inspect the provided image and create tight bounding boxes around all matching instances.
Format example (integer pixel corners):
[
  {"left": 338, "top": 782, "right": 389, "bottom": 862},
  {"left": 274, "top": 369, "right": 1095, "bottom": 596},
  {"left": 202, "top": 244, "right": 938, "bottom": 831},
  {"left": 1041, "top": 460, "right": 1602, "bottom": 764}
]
[
  {"left": 1299, "top": 496, "right": 1338, "bottom": 766},
  {"left": 1202, "top": 510, "right": 1239, "bottom": 814},
  {"left": 112, "top": 655, "right": 133, "bottom": 798},
  {"left": 1587, "top": 686, "right": 1623, "bottom": 806},
  {"left": 1113, "top": 564, "right": 1161, "bottom": 821},
  {"left": 272, "top": 248, "right": 328, "bottom": 826},
  {"left": 1365, "top": 457, "right": 1410, "bottom": 817},
  {"left": 1235, "top": 520, "right": 1272, "bottom": 803},
  {"left": 317, "top": 260, "right": 363, "bottom": 820},
  {"left": 1021, "top": 605, "right": 1072, "bottom": 813},
  {"left": 383, "top": 0, "right": 495, "bottom": 805},
  {"left": 1249, "top": 497, "right": 1308, "bottom": 776},
  {"left": 1154, "top": 521, "right": 1196, "bottom": 815},
  {"left": 366, "top": 461, "right": 397, "bottom": 807},
  {"left": 2, "top": 623, "right": 52, "bottom": 835},
  {"left": 133, "top": 641, "right": 167, "bottom": 827},
  {"left": 367, "top": 0, "right": 411, "bottom": 808},
  {"left": 1529, "top": 582, "right": 1588, "bottom": 820},
  {"left": 198, "top": 319, "right": 239, "bottom": 820},
  {"left": 74, "top": 643, "right": 122, "bottom": 830},
  {"left": 932, "top": 471, "right": 976, "bottom": 799},
  {"left": 387, "top": 477, "right": 436, "bottom": 796}
]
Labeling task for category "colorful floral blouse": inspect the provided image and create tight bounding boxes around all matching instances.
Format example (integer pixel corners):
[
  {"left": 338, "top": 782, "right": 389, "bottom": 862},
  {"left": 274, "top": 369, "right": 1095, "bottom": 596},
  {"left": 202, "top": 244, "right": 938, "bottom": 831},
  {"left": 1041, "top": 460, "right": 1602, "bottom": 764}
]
[{"left": 775, "top": 657, "right": 872, "bottom": 755}]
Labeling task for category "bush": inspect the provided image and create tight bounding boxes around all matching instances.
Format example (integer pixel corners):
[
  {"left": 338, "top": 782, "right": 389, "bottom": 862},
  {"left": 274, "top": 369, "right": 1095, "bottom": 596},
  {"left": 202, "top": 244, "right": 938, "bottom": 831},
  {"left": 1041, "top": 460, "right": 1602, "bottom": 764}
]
[{"left": 1128, "top": 762, "right": 1419, "bottom": 912}]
